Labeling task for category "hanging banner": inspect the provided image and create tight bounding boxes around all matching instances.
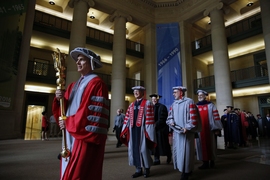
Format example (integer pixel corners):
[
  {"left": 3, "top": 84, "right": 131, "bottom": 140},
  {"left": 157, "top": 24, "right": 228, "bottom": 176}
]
[{"left": 156, "top": 23, "right": 182, "bottom": 109}]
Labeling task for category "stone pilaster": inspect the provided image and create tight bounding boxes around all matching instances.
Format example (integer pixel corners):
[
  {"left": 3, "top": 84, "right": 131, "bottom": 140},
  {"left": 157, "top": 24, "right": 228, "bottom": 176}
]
[
  {"left": 143, "top": 23, "right": 156, "bottom": 96},
  {"left": 260, "top": 0, "right": 270, "bottom": 83},
  {"left": 179, "top": 21, "right": 193, "bottom": 98},
  {"left": 66, "top": 0, "right": 94, "bottom": 85},
  {"left": 109, "top": 11, "right": 132, "bottom": 134},
  {"left": 204, "top": 2, "right": 233, "bottom": 113}
]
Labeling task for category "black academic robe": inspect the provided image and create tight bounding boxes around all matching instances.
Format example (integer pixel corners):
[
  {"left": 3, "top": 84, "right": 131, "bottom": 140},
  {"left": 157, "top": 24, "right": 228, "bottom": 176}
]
[
  {"left": 226, "top": 112, "right": 241, "bottom": 145},
  {"left": 154, "top": 103, "right": 171, "bottom": 156}
]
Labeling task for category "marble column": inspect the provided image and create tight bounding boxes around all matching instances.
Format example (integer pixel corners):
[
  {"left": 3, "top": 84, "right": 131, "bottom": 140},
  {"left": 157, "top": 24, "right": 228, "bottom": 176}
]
[
  {"left": 204, "top": 2, "right": 233, "bottom": 112},
  {"left": 109, "top": 11, "right": 132, "bottom": 134},
  {"left": 66, "top": 0, "right": 94, "bottom": 84},
  {"left": 179, "top": 21, "right": 194, "bottom": 98},
  {"left": 260, "top": 0, "right": 270, "bottom": 83},
  {"left": 143, "top": 23, "right": 157, "bottom": 95},
  {"left": 15, "top": 0, "right": 36, "bottom": 137}
]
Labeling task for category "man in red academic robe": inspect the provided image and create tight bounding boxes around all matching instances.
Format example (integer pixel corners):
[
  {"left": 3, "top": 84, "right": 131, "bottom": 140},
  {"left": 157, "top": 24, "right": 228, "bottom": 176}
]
[
  {"left": 195, "top": 90, "right": 223, "bottom": 169},
  {"left": 53, "top": 47, "right": 109, "bottom": 180},
  {"left": 120, "top": 86, "right": 156, "bottom": 178}
]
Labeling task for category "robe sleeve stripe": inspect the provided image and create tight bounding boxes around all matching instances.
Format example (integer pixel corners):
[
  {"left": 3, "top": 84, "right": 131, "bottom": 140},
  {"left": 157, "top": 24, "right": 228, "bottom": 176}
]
[
  {"left": 145, "top": 103, "right": 155, "bottom": 124},
  {"left": 85, "top": 125, "right": 107, "bottom": 135},
  {"left": 190, "top": 104, "right": 198, "bottom": 124},
  {"left": 213, "top": 110, "right": 221, "bottom": 120},
  {"left": 87, "top": 115, "right": 108, "bottom": 125},
  {"left": 91, "top": 96, "right": 110, "bottom": 106},
  {"left": 123, "top": 105, "right": 131, "bottom": 125},
  {"left": 88, "top": 105, "right": 109, "bottom": 116}
]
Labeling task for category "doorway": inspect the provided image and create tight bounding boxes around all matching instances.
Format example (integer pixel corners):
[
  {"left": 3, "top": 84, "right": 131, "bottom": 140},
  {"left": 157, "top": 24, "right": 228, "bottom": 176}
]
[
  {"left": 24, "top": 105, "right": 45, "bottom": 140},
  {"left": 261, "top": 107, "right": 270, "bottom": 117},
  {"left": 258, "top": 96, "right": 270, "bottom": 117}
]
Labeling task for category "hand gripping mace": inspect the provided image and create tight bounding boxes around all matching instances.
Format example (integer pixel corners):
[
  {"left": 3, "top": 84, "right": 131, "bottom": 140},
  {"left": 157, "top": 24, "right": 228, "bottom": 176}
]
[{"left": 52, "top": 48, "right": 70, "bottom": 160}]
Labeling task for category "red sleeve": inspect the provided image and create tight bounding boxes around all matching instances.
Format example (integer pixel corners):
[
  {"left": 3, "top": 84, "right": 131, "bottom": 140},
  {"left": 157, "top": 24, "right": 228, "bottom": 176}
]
[
  {"left": 65, "top": 77, "right": 109, "bottom": 145},
  {"left": 120, "top": 105, "right": 131, "bottom": 146},
  {"left": 52, "top": 82, "right": 75, "bottom": 125}
]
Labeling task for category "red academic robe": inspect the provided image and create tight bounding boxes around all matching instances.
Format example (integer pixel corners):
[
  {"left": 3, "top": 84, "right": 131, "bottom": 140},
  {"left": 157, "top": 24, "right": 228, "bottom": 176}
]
[
  {"left": 196, "top": 101, "right": 222, "bottom": 161},
  {"left": 52, "top": 76, "right": 109, "bottom": 180},
  {"left": 240, "top": 112, "right": 248, "bottom": 143}
]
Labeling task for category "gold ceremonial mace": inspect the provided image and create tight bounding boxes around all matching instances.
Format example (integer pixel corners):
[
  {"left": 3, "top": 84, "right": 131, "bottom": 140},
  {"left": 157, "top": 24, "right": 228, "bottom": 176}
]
[{"left": 52, "top": 48, "right": 70, "bottom": 160}]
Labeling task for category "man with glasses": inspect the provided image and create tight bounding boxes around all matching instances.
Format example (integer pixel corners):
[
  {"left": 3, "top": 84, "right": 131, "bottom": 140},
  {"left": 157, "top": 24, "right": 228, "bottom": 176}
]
[
  {"left": 121, "top": 86, "right": 156, "bottom": 178},
  {"left": 166, "top": 86, "right": 201, "bottom": 180},
  {"left": 195, "top": 90, "right": 223, "bottom": 169}
]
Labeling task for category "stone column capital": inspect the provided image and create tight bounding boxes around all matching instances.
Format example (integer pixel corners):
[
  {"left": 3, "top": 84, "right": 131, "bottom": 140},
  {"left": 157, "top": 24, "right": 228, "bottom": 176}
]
[
  {"left": 203, "top": 1, "right": 224, "bottom": 17},
  {"left": 68, "top": 0, "right": 95, "bottom": 9},
  {"left": 109, "top": 10, "right": 132, "bottom": 23}
]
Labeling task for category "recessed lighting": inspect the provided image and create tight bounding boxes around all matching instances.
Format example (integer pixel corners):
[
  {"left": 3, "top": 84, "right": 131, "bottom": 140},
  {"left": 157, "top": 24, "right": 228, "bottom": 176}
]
[
  {"left": 49, "top": 1, "right": 55, "bottom": 5},
  {"left": 246, "top": 2, "right": 253, "bottom": 7},
  {"left": 90, "top": 12, "right": 95, "bottom": 19}
]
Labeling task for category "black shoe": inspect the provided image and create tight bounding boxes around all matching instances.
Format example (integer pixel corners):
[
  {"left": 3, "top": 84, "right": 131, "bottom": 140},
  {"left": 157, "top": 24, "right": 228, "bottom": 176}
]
[
  {"left": 180, "top": 173, "right": 189, "bottom": 180},
  {"left": 198, "top": 161, "right": 209, "bottom": 170},
  {"left": 144, "top": 168, "right": 150, "bottom": 178},
  {"left": 166, "top": 156, "right": 172, "bottom": 164},
  {"left": 210, "top": 160, "right": 215, "bottom": 168},
  {"left": 116, "top": 143, "right": 122, "bottom": 148},
  {"left": 132, "top": 172, "right": 142, "bottom": 178},
  {"left": 153, "top": 160, "right": 160, "bottom": 165}
]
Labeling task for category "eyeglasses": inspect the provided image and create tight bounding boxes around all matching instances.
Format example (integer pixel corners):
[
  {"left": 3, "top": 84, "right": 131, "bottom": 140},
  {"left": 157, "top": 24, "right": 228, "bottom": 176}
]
[{"left": 173, "top": 91, "right": 179, "bottom": 94}]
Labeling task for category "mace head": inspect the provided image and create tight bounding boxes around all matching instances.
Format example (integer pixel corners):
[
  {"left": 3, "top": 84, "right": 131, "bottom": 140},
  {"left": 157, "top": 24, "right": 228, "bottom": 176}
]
[{"left": 60, "top": 148, "right": 71, "bottom": 158}]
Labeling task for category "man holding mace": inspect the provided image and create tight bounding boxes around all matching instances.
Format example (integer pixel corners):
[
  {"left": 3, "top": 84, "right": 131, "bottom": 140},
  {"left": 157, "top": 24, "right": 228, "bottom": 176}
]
[{"left": 52, "top": 47, "right": 109, "bottom": 180}]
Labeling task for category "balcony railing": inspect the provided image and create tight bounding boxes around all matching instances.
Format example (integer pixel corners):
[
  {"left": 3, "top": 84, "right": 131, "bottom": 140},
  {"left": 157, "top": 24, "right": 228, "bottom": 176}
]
[
  {"left": 194, "top": 65, "right": 269, "bottom": 93},
  {"left": 231, "top": 65, "right": 268, "bottom": 81},
  {"left": 26, "top": 60, "right": 144, "bottom": 93},
  {"left": 26, "top": 61, "right": 56, "bottom": 84},
  {"left": 192, "top": 13, "right": 262, "bottom": 55},
  {"left": 34, "top": 10, "right": 144, "bottom": 54}
]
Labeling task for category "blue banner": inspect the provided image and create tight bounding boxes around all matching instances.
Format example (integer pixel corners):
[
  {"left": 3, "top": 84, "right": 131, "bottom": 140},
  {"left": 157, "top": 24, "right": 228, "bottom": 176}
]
[{"left": 156, "top": 23, "right": 182, "bottom": 109}]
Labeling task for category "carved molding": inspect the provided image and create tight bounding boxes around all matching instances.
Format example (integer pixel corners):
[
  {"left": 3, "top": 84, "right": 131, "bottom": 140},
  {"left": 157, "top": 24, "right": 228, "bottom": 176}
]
[
  {"left": 155, "top": 0, "right": 202, "bottom": 19},
  {"left": 68, "top": 0, "right": 95, "bottom": 9},
  {"left": 140, "top": 0, "right": 185, "bottom": 8},
  {"left": 109, "top": 10, "right": 132, "bottom": 23},
  {"left": 203, "top": 2, "right": 224, "bottom": 16},
  {"left": 117, "top": 0, "right": 154, "bottom": 16}
]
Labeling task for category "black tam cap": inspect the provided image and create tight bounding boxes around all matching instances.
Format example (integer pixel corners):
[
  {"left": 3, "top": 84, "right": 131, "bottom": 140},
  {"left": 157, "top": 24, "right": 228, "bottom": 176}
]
[
  {"left": 226, "top": 106, "right": 234, "bottom": 109},
  {"left": 149, "top": 93, "right": 162, "bottom": 99}
]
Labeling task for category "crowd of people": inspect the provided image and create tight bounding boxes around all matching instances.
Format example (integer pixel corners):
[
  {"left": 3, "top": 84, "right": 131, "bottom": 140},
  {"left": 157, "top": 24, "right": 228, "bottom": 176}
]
[
  {"left": 117, "top": 85, "right": 270, "bottom": 180},
  {"left": 117, "top": 86, "right": 224, "bottom": 180},
  {"left": 51, "top": 47, "right": 270, "bottom": 180},
  {"left": 221, "top": 107, "right": 270, "bottom": 149}
]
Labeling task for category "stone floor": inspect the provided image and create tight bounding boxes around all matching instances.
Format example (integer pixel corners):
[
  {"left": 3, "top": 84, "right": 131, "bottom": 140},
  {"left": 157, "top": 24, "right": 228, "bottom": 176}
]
[{"left": 0, "top": 136, "right": 269, "bottom": 180}]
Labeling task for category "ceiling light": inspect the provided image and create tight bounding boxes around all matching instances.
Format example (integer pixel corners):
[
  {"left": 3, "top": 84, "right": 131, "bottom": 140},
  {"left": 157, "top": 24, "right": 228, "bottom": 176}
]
[
  {"left": 90, "top": 12, "right": 95, "bottom": 19},
  {"left": 246, "top": 1, "right": 253, "bottom": 7},
  {"left": 25, "top": 84, "right": 56, "bottom": 93},
  {"left": 49, "top": 1, "right": 55, "bottom": 5}
]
